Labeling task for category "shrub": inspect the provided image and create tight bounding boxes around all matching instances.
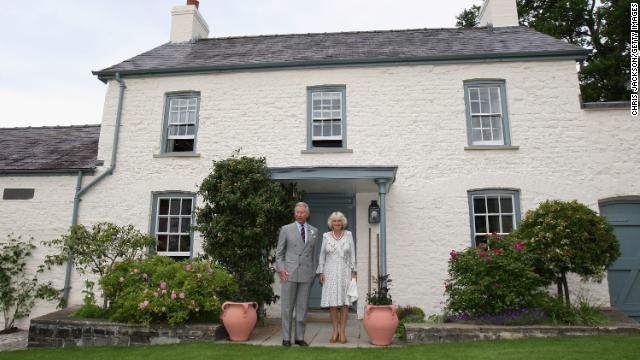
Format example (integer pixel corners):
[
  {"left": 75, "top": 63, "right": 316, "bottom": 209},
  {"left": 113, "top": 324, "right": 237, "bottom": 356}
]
[
  {"left": 195, "top": 154, "right": 302, "bottom": 310},
  {"left": 0, "top": 235, "right": 59, "bottom": 331},
  {"left": 101, "top": 256, "right": 237, "bottom": 326},
  {"left": 366, "top": 274, "right": 393, "bottom": 305},
  {"left": 538, "top": 296, "right": 608, "bottom": 326},
  {"left": 44, "top": 223, "right": 156, "bottom": 308},
  {"left": 511, "top": 200, "right": 620, "bottom": 305},
  {"left": 444, "top": 234, "right": 548, "bottom": 317},
  {"left": 395, "top": 305, "right": 425, "bottom": 339}
]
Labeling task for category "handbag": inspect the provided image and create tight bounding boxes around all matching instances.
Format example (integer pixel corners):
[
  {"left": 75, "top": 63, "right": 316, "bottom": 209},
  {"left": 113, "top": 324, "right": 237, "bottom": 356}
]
[{"left": 347, "top": 278, "right": 358, "bottom": 304}]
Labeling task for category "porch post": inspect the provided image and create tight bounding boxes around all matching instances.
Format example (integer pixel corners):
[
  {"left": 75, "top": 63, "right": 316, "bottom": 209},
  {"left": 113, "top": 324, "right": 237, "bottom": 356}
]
[{"left": 375, "top": 178, "right": 389, "bottom": 279}]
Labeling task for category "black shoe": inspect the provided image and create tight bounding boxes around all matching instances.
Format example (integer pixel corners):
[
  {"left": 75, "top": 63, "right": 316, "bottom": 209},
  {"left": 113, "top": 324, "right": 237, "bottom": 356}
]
[
  {"left": 295, "top": 339, "right": 309, "bottom": 347},
  {"left": 282, "top": 340, "right": 292, "bottom": 347}
]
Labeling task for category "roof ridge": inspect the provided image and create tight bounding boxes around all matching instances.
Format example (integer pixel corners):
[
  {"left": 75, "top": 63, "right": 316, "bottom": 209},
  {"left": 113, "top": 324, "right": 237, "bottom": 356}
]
[
  {"left": 199, "top": 25, "right": 506, "bottom": 42},
  {"left": 0, "top": 124, "right": 101, "bottom": 130}
]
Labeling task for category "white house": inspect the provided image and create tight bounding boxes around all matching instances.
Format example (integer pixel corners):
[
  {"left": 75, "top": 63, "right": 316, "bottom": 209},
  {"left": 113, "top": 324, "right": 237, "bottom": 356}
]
[{"left": 1, "top": 0, "right": 639, "bottom": 327}]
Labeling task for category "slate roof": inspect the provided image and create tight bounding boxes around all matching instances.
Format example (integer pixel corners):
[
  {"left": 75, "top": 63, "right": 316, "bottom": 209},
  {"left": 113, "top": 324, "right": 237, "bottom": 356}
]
[
  {"left": 0, "top": 125, "right": 100, "bottom": 173},
  {"left": 95, "top": 26, "right": 589, "bottom": 81}
]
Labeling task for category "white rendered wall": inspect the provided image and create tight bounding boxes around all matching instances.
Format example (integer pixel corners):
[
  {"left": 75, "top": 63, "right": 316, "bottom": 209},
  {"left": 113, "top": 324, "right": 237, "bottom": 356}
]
[{"left": 8, "top": 59, "right": 638, "bottom": 322}]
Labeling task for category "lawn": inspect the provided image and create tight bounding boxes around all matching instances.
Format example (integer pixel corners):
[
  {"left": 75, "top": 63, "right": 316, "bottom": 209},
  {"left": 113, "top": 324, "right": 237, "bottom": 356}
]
[{"left": 0, "top": 335, "right": 638, "bottom": 360}]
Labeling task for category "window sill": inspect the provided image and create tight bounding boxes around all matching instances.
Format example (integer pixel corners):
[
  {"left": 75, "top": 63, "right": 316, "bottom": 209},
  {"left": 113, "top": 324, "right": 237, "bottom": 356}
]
[
  {"left": 153, "top": 152, "right": 201, "bottom": 158},
  {"left": 301, "top": 148, "right": 354, "bottom": 154},
  {"left": 464, "top": 145, "right": 519, "bottom": 151}
]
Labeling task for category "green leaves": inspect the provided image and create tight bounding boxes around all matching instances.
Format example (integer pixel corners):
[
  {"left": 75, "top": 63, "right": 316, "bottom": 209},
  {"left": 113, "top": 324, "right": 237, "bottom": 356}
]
[
  {"left": 0, "top": 234, "right": 60, "bottom": 331},
  {"left": 43, "top": 222, "right": 157, "bottom": 308},
  {"left": 195, "top": 155, "right": 302, "bottom": 308}
]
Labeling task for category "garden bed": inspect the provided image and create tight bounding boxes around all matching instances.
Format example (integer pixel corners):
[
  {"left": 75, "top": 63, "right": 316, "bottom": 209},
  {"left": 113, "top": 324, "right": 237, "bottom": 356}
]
[
  {"left": 404, "top": 308, "right": 640, "bottom": 344},
  {"left": 28, "top": 307, "right": 226, "bottom": 349}
]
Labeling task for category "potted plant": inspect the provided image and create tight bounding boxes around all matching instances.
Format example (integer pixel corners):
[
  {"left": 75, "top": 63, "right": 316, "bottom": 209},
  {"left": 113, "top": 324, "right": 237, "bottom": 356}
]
[{"left": 363, "top": 274, "right": 398, "bottom": 346}]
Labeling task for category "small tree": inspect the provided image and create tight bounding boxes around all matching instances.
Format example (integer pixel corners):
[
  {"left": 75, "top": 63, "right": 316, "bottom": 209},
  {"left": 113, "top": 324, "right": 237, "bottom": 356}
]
[
  {"left": 44, "top": 223, "right": 157, "bottom": 308},
  {"left": 512, "top": 200, "right": 620, "bottom": 305},
  {"left": 0, "top": 235, "right": 59, "bottom": 332},
  {"left": 195, "top": 154, "right": 301, "bottom": 312}
]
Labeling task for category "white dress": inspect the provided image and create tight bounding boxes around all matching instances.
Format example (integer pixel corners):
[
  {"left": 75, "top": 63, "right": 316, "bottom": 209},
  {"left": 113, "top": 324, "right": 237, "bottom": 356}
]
[{"left": 316, "top": 231, "right": 356, "bottom": 307}]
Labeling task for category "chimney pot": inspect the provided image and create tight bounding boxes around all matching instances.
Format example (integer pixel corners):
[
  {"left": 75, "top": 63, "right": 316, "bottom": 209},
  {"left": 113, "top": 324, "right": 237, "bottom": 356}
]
[{"left": 187, "top": 0, "right": 199, "bottom": 9}]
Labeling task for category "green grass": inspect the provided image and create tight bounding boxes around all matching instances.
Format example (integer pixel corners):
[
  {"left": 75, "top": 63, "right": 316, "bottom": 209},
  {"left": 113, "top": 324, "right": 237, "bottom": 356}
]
[{"left": 1, "top": 336, "right": 639, "bottom": 360}]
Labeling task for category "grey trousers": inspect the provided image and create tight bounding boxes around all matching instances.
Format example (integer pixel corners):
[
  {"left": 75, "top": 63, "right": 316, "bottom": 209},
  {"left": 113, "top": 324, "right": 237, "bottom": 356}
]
[{"left": 281, "top": 281, "right": 311, "bottom": 341}]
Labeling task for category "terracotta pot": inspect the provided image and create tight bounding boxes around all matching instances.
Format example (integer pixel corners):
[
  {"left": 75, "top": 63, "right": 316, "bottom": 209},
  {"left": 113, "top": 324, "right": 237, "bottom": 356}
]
[
  {"left": 362, "top": 304, "right": 398, "bottom": 346},
  {"left": 220, "top": 301, "right": 258, "bottom": 341}
]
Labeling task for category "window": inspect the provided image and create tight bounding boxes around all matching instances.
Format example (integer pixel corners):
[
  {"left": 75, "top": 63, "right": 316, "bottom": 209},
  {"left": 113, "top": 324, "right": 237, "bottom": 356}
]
[
  {"left": 307, "top": 86, "right": 346, "bottom": 148},
  {"left": 463, "top": 80, "right": 511, "bottom": 146},
  {"left": 151, "top": 192, "right": 195, "bottom": 258},
  {"left": 162, "top": 93, "right": 200, "bottom": 153},
  {"left": 468, "top": 189, "right": 521, "bottom": 247}
]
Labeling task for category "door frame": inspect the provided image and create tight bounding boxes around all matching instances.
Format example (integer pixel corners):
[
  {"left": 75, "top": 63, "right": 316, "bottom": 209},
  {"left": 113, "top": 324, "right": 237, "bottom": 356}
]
[{"left": 304, "top": 193, "right": 357, "bottom": 309}]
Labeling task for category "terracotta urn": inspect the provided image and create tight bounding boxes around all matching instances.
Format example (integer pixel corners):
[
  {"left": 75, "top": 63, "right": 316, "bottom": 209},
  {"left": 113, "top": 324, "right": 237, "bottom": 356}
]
[
  {"left": 362, "top": 304, "right": 398, "bottom": 346},
  {"left": 220, "top": 301, "right": 258, "bottom": 341}
]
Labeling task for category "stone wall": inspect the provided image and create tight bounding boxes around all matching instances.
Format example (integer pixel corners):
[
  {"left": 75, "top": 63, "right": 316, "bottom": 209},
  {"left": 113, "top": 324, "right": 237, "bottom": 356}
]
[{"left": 27, "top": 308, "right": 224, "bottom": 349}]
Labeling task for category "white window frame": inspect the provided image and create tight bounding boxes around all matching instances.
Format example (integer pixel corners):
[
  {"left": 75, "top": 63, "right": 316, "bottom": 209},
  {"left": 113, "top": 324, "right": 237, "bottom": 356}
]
[
  {"left": 463, "top": 80, "right": 512, "bottom": 147},
  {"left": 468, "top": 189, "right": 521, "bottom": 247},
  {"left": 152, "top": 194, "right": 195, "bottom": 257}
]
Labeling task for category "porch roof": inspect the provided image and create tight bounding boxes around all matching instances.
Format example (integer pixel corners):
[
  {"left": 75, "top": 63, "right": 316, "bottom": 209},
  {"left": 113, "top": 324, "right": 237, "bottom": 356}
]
[{"left": 270, "top": 166, "right": 397, "bottom": 193}]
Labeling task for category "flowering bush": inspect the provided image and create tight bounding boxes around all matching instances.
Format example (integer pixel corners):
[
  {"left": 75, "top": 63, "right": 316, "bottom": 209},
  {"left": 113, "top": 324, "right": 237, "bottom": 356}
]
[
  {"left": 101, "top": 256, "right": 237, "bottom": 326},
  {"left": 444, "top": 234, "right": 548, "bottom": 317}
]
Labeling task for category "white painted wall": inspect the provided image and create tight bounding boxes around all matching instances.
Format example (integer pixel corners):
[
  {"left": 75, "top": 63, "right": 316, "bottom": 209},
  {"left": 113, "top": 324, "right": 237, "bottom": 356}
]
[
  {"left": 3, "top": 58, "right": 638, "bottom": 325},
  {"left": 479, "top": 0, "right": 520, "bottom": 27},
  {"left": 0, "top": 175, "right": 85, "bottom": 329}
]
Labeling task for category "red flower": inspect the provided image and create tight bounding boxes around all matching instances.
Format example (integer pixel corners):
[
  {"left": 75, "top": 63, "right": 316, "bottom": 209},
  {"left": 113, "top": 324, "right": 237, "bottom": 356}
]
[
  {"left": 449, "top": 250, "right": 458, "bottom": 259},
  {"left": 479, "top": 251, "right": 487, "bottom": 257},
  {"left": 514, "top": 242, "right": 524, "bottom": 251},
  {"left": 491, "top": 248, "right": 503, "bottom": 255}
]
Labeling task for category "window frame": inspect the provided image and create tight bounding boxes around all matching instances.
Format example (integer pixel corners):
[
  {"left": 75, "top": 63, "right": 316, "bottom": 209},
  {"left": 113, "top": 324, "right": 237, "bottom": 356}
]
[
  {"left": 467, "top": 188, "right": 521, "bottom": 247},
  {"left": 306, "top": 85, "right": 347, "bottom": 149},
  {"left": 161, "top": 92, "right": 201, "bottom": 154},
  {"left": 149, "top": 191, "right": 196, "bottom": 258},
  {"left": 463, "top": 80, "right": 512, "bottom": 147}
]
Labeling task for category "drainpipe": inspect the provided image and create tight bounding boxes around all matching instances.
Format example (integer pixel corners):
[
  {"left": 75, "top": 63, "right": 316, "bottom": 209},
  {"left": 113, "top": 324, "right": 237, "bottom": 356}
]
[
  {"left": 375, "top": 179, "right": 389, "bottom": 282},
  {"left": 61, "top": 73, "right": 126, "bottom": 306}
]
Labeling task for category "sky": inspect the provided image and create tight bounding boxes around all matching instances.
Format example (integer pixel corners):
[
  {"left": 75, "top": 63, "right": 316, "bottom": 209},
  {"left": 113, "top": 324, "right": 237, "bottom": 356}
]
[{"left": 0, "top": 0, "right": 481, "bottom": 128}]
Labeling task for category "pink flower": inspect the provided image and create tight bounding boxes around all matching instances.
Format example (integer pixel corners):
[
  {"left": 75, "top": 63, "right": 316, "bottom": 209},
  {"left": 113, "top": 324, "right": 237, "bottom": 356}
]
[
  {"left": 185, "top": 264, "right": 192, "bottom": 271},
  {"left": 179, "top": 292, "right": 185, "bottom": 299},
  {"left": 449, "top": 250, "right": 458, "bottom": 259},
  {"left": 514, "top": 242, "right": 524, "bottom": 251},
  {"left": 491, "top": 248, "right": 503, "bottom": 255},
  {"left": 118, "top": 277, "right": 124, "bottom": 283},
  {"left": 479, "top": 251, "right": 487, "bottom": 257},
  {"left": 207, "top": 269, "right": 213, "bottom": 275},
  {"left": 171, "top": 291, "right": 177, "bottom": 300},
  {"left": 133, "top": 268, "right": 139, "bottom": 273},
  {"left": 191, "top": 300, "right": 196, "bottom": 305},
  {"left": 138, "top": 299, "right": 149, "bottom": 310},
  {"left": 160, "top": 281, "right": 167, "bottom": 289}
]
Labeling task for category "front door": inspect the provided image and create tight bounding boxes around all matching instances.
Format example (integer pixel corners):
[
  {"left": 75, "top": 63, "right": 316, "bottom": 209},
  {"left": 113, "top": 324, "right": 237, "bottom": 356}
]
[
  {"left": 304, "top": 193, "right": 356, "bottom": 309},
  {"left": 600, "top": 199, "right": 640, "bottom": 321}
]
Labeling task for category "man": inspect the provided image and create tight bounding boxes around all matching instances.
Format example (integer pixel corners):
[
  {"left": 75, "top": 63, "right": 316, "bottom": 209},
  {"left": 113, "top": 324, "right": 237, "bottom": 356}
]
[{"left": 276, "top": 202, "right": 318, "bottom": 347}]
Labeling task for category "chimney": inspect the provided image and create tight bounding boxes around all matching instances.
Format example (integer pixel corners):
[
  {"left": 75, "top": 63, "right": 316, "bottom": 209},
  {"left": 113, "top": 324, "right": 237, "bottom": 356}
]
[
  {"left": 478, "top": 0, "right": 519, "bottom": 27},
  {"left": 170, "top": 0, "right": 209, "bottom": 43}
]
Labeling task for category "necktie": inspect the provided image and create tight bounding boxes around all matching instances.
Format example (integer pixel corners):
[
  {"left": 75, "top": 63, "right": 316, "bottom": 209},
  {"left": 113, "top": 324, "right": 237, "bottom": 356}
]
[{"left": 300, "top": 225, "right": 306, "bottom": 244}]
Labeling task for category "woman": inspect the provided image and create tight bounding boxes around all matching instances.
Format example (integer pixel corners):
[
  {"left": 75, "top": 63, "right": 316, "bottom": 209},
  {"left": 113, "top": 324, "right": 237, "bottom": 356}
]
[{"left": 317, "top": 211, "right": 357, "bottom": 344}]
